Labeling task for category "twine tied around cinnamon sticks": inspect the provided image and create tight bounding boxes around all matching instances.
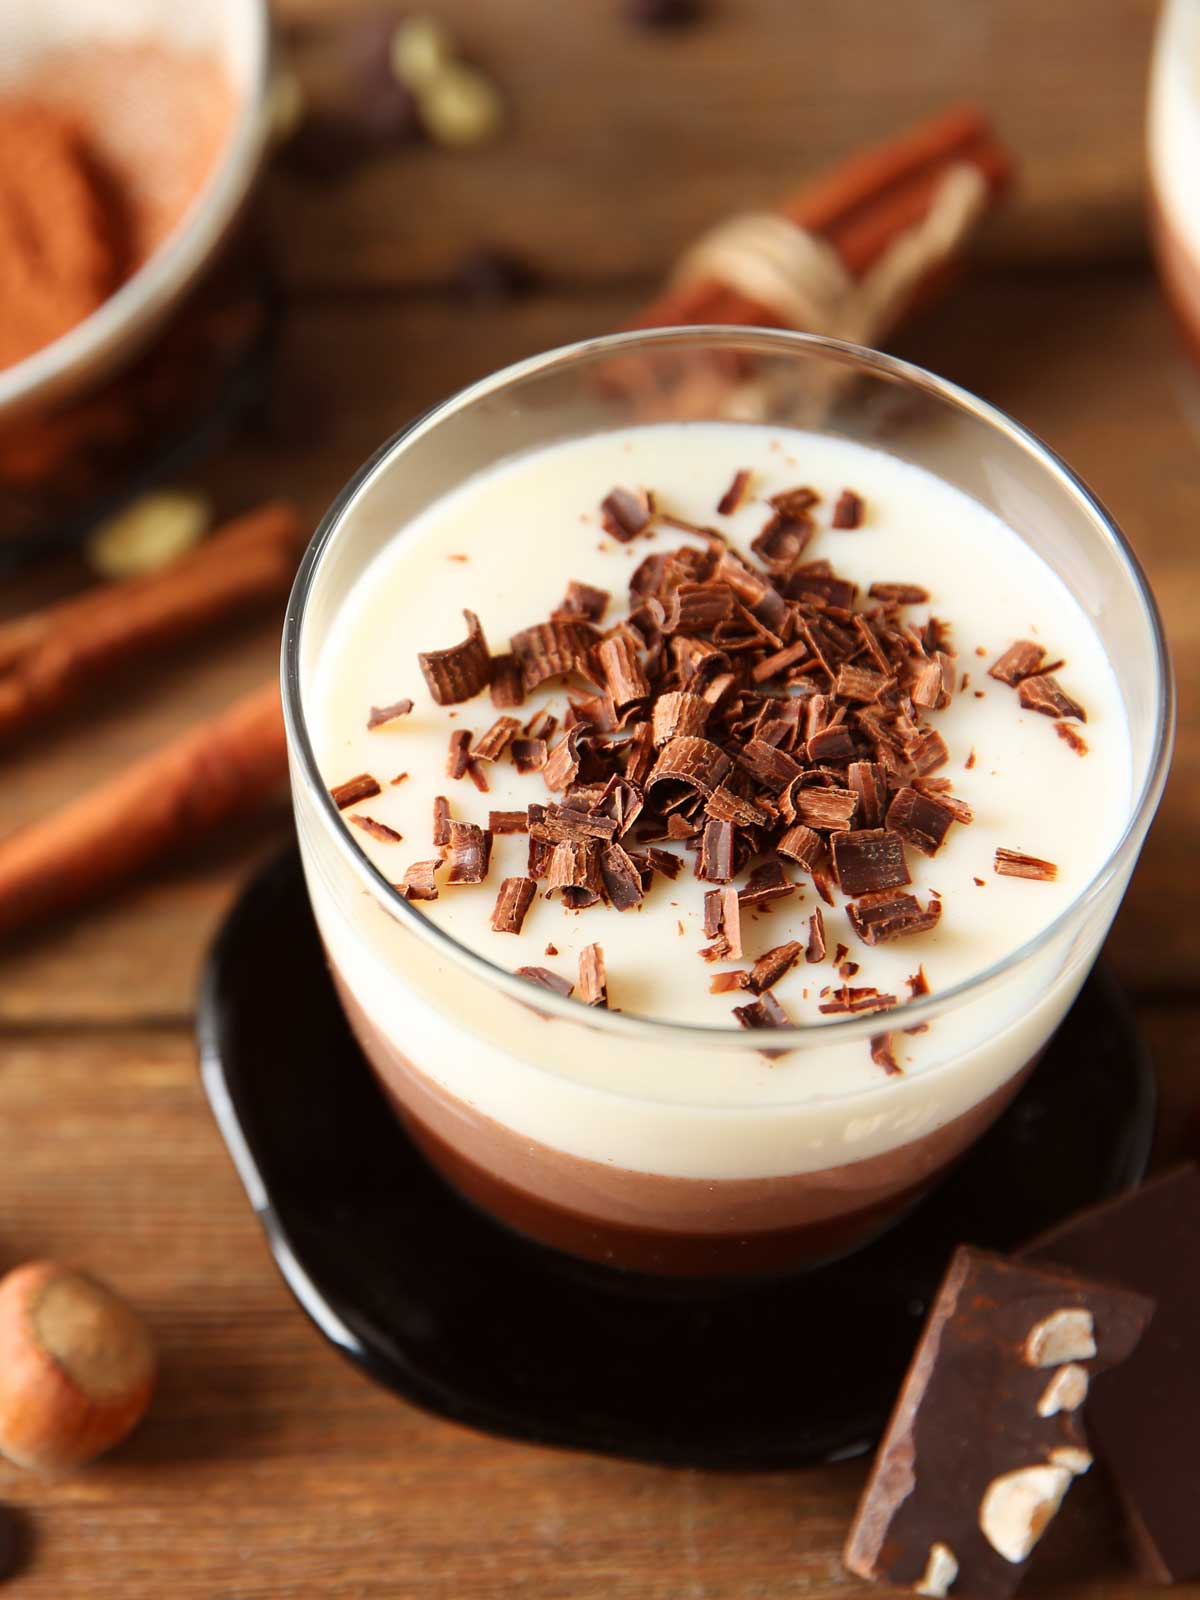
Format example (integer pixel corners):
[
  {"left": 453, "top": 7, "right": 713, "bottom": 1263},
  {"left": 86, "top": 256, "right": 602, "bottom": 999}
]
[{"left": 670, "top": 160, "right": 989, "bottom": 348}]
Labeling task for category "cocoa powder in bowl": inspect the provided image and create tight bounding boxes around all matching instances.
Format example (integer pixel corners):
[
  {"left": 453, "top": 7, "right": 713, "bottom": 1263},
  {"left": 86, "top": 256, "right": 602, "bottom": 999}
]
[{"left": 0, "top": 41, "right": 236, "bottom": 373}]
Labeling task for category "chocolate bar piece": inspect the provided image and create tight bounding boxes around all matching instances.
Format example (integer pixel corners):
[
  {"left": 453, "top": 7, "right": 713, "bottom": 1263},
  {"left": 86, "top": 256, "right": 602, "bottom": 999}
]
[
  {"left": 844, "top": 1246, "right": 1153, "bottom": 1599},
  {"left": 1023, "top": 1167, "right": 1200, "bottom": 1584}
]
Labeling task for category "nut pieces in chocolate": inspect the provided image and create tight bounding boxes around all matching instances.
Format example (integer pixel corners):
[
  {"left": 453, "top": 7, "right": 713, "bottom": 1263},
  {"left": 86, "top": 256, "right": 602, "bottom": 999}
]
[{"left": 844, "top": 1246, "right": 1153, "bottom": 1600}]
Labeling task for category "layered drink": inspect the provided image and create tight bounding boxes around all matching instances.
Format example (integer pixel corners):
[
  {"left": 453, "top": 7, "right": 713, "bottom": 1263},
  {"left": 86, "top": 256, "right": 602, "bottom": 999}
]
[
  {"left": 285, "top": 331, "right": 1170, "bottom": 1278},
  {"left": 1150, "top": 0, "right": 1200, "bottom": 361}
]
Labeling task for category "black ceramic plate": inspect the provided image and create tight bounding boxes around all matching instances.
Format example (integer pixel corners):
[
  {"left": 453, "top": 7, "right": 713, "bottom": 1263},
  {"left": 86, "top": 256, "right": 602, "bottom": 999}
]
[{"left": 198, "top": 848, "right": 1155, "bottom": 1469}]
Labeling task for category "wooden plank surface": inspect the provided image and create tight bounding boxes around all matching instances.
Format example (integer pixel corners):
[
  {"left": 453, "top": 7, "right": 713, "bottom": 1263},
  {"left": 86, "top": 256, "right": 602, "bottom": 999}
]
[
  {"left": 0, "top": 0, "right": 1196, "bottom": 1593},
  {"left": 267, "top": 0, "right": 1164, "bottom": 288}
]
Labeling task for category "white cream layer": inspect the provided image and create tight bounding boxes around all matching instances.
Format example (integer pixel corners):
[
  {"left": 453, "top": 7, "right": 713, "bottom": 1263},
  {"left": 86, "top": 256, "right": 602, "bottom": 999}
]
[{"left": 301, "top": 423, "right": 1132, "bottom": 1178}]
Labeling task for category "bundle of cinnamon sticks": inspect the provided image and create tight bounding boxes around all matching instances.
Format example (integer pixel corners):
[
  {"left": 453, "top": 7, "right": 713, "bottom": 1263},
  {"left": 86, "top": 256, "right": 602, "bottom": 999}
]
[{"left": 0, "top": 107, "right": 1011, "bottom": 944}]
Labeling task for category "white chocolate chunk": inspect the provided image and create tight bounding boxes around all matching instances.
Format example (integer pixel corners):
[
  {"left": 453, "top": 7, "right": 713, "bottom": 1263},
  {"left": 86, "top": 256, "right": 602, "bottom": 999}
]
[{"left": 1048, "top": 1445, "right": 1093, "bottom": 1476}]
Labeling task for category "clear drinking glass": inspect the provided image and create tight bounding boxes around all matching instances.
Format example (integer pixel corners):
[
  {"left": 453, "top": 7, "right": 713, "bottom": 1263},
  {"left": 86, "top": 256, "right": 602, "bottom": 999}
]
[{"left": 282, "top": 328, "right": 1172, "bottom": 1280}]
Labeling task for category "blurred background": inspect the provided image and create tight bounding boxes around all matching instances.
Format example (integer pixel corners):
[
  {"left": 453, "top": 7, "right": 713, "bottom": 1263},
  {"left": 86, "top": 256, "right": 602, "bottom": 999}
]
[{"left": 0, "top": 0, "right": 1195, "bottom": 1592}]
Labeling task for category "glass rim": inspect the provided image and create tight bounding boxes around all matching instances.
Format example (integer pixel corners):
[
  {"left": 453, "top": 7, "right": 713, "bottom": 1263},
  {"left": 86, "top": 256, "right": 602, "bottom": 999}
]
[{"left": 281, "top": 325, "right": 1175, "bottom": 1051}]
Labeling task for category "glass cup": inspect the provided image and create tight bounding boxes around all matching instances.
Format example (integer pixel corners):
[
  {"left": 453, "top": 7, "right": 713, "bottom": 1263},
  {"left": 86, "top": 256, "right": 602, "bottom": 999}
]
[
  {"left": 282, "top": 328, "right": 1172, "bottom": 1280},
  {"left": 1150, "top": 0, "right": 1200, "bottom": 368}
]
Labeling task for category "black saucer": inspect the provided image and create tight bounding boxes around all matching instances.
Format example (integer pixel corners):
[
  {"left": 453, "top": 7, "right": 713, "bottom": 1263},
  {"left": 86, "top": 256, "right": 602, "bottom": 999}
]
[{"left": 197, "top": 848, "right": 1155, "bottom": 1469}]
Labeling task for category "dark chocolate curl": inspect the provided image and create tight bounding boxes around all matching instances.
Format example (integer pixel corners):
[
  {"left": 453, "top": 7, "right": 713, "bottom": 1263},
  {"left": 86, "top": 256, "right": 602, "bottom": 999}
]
[{"left": 418, "top": 609, "right": 492, "bottom": 705}]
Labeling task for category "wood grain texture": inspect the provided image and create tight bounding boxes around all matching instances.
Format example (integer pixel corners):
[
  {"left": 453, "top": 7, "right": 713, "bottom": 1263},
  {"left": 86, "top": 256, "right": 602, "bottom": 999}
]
[
  {"left": 268, "top": 0, "right": 1161, "bottom": 291},
  {"left": 0, "top": 1, "right": 1194, "bottom": 1591},
  {"left": 0, "top": 1023, "right": 1185, "bottom": 1598}
]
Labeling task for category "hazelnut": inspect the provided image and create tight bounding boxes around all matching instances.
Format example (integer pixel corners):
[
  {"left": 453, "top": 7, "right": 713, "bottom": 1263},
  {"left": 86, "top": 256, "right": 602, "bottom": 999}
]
[
  {"left": 978, "top": 1463, "right": 1073, "bottom": 1563},
  {"left": 0, "top": 1263, "right": 156, "bottom": 1471},
  {"left": 1048, "top": 1445, "right": 1093, "bottom": 1476},
  {"left": 1023, "top": 1308, "right": 1096, "bottom": 1368},
  {"left": 1036, "top": 1362, "right": 1089, "bottom": 1417},
  {"left": 914, "top": 1541, "right": 959, "bottom": 1597}
]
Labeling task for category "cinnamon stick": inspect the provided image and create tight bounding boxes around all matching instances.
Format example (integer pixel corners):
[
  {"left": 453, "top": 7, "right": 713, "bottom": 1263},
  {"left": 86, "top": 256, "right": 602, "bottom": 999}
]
[
  {"left": 0, "top": 681, "right": 286, "bottom": 941},
  {"left": 625, "top": 105, "right": 1012, "bottom": 339},
  {"left": 0, "top": 502, "right": 302, "bottom": 746}
]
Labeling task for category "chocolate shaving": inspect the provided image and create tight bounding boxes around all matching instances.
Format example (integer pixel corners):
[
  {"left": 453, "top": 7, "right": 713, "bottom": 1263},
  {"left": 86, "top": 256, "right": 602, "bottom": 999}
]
[
  {"left": 832, "top": 829, "right": 910, "bottom": 897},
  {"left": 846, "top": 888, "right": 941, "bottom": 945},
  {"left": 543, "top": 727, "right": 586, "bottom": 792},
  {"left": 350, "top": 815, "right": 403, "bottom": 843},
  {"left": 739, "top": 861, "right": 795, "bottom": 907},
  {"left": 512, "top": 737, "right": 548, "bottom": 774},
  {"left": 698, "top": 817, "right": 735, "bottom": 882},
  {"left": 331, "top": 773, "right": 381, "bottom": 810},
  {"left": 558, "top": 580, "right": 610, "bottom": 622},
  {"left": 710, "top": 970, "right": 751, "bottom": 993},
  {"left": 1018, "top": 674, "right": 1087, "bottom": 723},
  {"left": 491, "top": 876, "right": 536, "bottom": 934},
  {"left": 601, "top": 486, "right": 654, "bottom": 542},
  {"left": 806, "top": 723, "right": 858, "bottom": 763},
  {"left": 994, "top": 847, "right": 1058, "bottom": 882},
  {"left": 705, "top": 784, "right": 769, "bottom": 827},
  {"left": 736, "top": 739, "right": 803, "bottom": 793},
  {"left": 906, "top": 727, "right": 949, "bottom": 775},
  {"left": 868, "top": 582, "right": 929, "bottom": 605},
  {"left": 400, "top": 859, "right": 440, "bottom": 901},
  {"left": 511, "top": 620, "right": 599, "bottom": 693},
  {"left": 390, "top": 773, "right": 408, "bottom": 786},
  {"left": 578, "top": 944, "right": 608, "bottom": 1007},
  {"left": 596, "top": 634, "right": 650, "bottom": 707},
  {"left": 907, "top": 965, "right": 930, "bottom": 998},
  {"left": 473, "top": 716, "right": 522, "bottom": 762},
  {"left": 432, "top": 795, "right": 451, "bottom": 847},
  {"left": 832, "top": 489, "right": 864, "bottom": 529},
  {"left": 886, "top": 786, "right": 957, "bottom": 857},
  {"left": 778, "top": 823, "right": 822, "bottom": 868},
  {"left": 748, "top": 940, "right": 802, "bottom": 994},
  {"left": 646, "top": 736, "right": 732, "bottom": 801},
  {"left": 446, "top": 728, "right": 473, "bottom": 780},
  {"left": 367, "top": 699, "right": 414, "bottom": 729},
  {"left": 870, "top": 1032, "right": 902, "bottom": 1075},
  {"left": 792, "top": 788, "right": 858, "bottom": 831},
  {"left": 651, "top": 690, "right": 710, "bottom": 745},
  {"left": 489, "top": 652, "right": 525, "bottom": 708},
  {"left": 805, "top": 907, "right": 827, "bottom": 963},
  {"left": 530, "top": 803, "right": 618, "bottom": 845},
  {"left": 717, "top": 469, "right": 752, "bottom": 516},
  {"left": 1056, "top": 722, "right": 1089, "bottom": 756},
  {"left": 600, "top": 842, "right": 645, "bottom": 909},
  {"left": 488, "top": 810, "right": 528, "bottom": 834},
  {"left": 834, "top": 664, "right": 890, "bottom": 703},
  {"left": 769, "top": 486, "right": 820, "bottom": 519},
  {"left": 733, "top": 990, "right": 790, "bottom": 1031},
  {"left": 517, "top": 966, "right": 574, "bottom": 998},
  {"left": 847, "top": 761, "right": 887, "bottom": 829},
  {"left": 466, "top": 759, "right": 490, "bottom": 793},
  {"left": 546, "top": 840, "right": 604, "bottom": 906},
  {"left": 419, "top": 609, "right": 492, "bottom": 704},
  {"left": 444, "top": 821, "right": 491, "bottom": 885},
  {"left": 989, "top": 640, "right": 1045, "bottom": 685},
  {"left": 818, "top": 984, "right": 899, "bottom": 1015},
  {"left": 751, "top": 514, "right": 813, "bottom": 574}
]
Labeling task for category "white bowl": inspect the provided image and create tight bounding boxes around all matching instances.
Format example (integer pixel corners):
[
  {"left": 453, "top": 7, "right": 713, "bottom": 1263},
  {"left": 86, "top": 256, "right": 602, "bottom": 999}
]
[{"left": 0, "top": 0, "right": 271, "bottom": 427}]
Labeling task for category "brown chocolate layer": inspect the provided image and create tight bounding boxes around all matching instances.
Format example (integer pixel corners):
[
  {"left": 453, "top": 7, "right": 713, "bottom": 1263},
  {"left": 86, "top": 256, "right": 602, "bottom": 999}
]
[{"left": 331, "top": 965, "right": 1035, "bottom": 1278}]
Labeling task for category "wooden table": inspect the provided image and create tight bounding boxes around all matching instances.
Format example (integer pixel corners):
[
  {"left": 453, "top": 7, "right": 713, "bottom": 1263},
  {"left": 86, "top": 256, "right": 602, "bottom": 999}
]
[{"left": 0, "top": 1, "right": 1195, "bottom": 1593}]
